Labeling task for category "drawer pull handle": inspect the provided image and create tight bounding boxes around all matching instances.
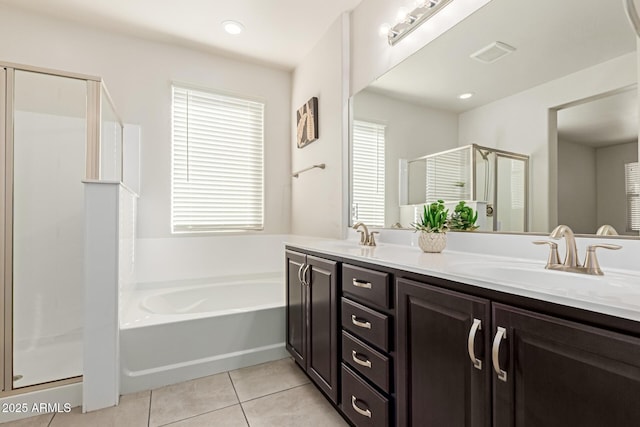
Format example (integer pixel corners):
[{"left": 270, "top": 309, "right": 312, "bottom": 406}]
[
  {"left": 352, "top": 278, "right": 372, "bottom": 289},
  {"left": 351, "top": 350, "right": 372, "bottom": 368},
  {"left": 351, "top": 396, "right": 372, "bottom": 418},
  {"left": 351, "top": 315, "right": 372, "bottom": 329},
  {"left": 492, "top": 326, "right": 508, "bottom": 382},
  {"left": 467, "top": 318, "right": 483, "bottom": 370},
  {"left": 297, "top": 264, "right": 304, "bottom": 284}
]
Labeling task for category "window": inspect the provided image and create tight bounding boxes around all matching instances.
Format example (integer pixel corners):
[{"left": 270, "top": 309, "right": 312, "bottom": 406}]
[
  {"left": 626, "top": 162, "right": 639, "bottom": 232},
  {"left": 351, "top": 120, "right": 385, "bottom": 227},
  {"left": 172, "top": 86, "right": 264, "bottom": 232}
]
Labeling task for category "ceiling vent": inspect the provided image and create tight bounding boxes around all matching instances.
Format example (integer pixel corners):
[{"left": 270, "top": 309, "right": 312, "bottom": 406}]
[{"left": 470, "top": 41, "right": 516, "bottom": 64}]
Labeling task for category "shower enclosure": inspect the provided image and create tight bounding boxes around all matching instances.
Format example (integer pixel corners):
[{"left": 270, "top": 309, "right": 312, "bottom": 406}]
[
  {"left": 402, "top": 144, "right": 529, "bottom": 232},
  {"left": 1, "top": 62, "right": 123, "bottom": 395}
]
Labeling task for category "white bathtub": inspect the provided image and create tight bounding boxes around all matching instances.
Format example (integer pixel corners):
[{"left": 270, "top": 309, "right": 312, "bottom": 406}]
[{"left": 119, "top": 273, "right": 288, "bottom": 393}]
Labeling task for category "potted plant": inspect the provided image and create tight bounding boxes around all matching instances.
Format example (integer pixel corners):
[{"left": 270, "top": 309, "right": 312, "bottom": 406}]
[
  {"left": 412, "top": 200, "right": 449, "bottom": 253},
  {"left": 448, "top": 201, "right": 479, "bottom": 231}
]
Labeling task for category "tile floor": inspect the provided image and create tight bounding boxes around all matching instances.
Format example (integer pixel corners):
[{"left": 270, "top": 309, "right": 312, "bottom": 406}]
[{"left": 3, "top": 358, "right": 349, "bottom": 427}]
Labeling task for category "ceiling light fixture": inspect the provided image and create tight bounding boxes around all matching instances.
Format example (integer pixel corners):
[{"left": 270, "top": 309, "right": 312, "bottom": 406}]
[
  {"left": 222, "top": 20, "right": 244, "bottom": 35},
  {"left": 388, "top": 0, "right": 453, "bottom": 46},
  {"left": 458, "top": 92, "right": 474, "bottom": 100}
]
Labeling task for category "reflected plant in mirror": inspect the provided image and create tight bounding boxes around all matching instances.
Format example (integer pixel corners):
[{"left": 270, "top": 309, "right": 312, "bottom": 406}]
[
  {"left": 349, "top": 0, "right": 639, "bottom": 237},
  {"left": 449, "top": 201, "right": 479, "bottom": 231}
]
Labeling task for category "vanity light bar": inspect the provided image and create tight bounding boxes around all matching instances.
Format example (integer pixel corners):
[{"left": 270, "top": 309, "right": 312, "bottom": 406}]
[{"left": 388, "top": 0, "right": 453, "bottom": 46}]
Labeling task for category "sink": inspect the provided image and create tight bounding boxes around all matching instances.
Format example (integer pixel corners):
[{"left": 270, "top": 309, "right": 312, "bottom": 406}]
[{"left": 446, "top": 261, "right": 636, "bottom": 295}]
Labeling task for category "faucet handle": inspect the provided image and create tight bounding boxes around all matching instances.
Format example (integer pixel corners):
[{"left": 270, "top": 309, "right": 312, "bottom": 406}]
[
  {"left": 533, "top": 240, "right": 561, "bottom": 268},
  {"left": 356, "top": 230, "right": 366, "bottom": 245},
  {"left": 583, "top": 244, "right": 622, "bottom": 275},
  {"left": 367, "top": 232, "right": 379, "bottom": 246}
]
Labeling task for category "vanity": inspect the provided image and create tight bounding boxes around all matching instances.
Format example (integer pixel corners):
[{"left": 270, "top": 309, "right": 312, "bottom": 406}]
[{"left": 285, "top": 238, "right": 640, "bottom": 427}]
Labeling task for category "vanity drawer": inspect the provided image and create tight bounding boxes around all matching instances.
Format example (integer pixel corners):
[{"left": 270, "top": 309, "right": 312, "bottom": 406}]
[
  {"left": 342, "top": 364, "right": 389, "bottom": 427},
  {"left": 343, "top": 264, "right": 390, "bottom": 309},
  {"left": 342, "top": 331, "right": 390, "bottom": 393},
  {"left": 342, "top": 298, "right": 389, "bottom": 352}
]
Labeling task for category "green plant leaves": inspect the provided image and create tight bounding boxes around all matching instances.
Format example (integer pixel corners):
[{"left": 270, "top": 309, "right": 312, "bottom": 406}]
[{"left": 412, "top": 200, "right": 479, "bottom": 232}]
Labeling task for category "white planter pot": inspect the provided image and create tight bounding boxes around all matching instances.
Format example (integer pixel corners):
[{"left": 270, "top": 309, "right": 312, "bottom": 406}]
[{"left": 418, "top": 232, "right": 447, "bottom": 253}]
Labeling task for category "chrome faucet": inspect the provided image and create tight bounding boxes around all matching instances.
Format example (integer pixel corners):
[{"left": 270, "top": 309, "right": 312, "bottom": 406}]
[
  {"left": 352, "top": 222, "right": 378, "bottom": 246},
  {"left": 534, "top": 224, "right": 622, "bottom": 275}
]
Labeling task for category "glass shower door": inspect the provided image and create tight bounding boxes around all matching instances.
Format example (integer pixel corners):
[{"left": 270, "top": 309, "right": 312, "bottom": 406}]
[
  {"left": 11, "top": 70, "right": 86, "bottom": 387},
  {"left": 495, "top": 154, "right": 528, "bottom": 232}
]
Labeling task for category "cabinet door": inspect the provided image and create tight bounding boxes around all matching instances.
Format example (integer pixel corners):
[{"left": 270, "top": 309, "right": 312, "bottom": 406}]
[
  {"left": 285, "top": 250, "right": 306, "bottom": 367},
  {"left": 396, "top": 278, "right": 491, "bottom": 427},
  {"left": 492, "top": 303, "right": 640, "bottom": 427},
  {"left": 306, "top": 255, "right": 339, "bottom": 404}
]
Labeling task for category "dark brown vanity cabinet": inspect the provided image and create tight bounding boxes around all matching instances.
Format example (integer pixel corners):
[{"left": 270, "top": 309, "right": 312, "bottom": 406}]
[
  {"left": 340, "top": 263, "right": 393, "bottom": 427},
  {"left": 492, "top": 303, "right": 640, "bottom": 427},
  {"left": 397, "top": 277, "right": 640, "bottom": 427},
  {"left": 396, "top": 278, "right": 491, "bottom": 427},
  {"left": 285, "top": 249, "right": 339, "bottom": 404}
]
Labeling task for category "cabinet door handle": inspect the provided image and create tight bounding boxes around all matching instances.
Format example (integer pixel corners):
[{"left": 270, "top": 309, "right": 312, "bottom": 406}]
[
  {"left": 297, "top": 263, "right": 305, "bottom": 284},
  {"left": 492, "top": 326, "right": 508, "bottom": 382},
  {"left": 351, "top": 396, "right": 372, "bottom": 418},
  {"left": 302, "top": 265, "right": 310, "bottom": 286},
  {"left": 351, "top": 350, "right": 372, "bottom": 368},
  {"left": 351, "top": 315, "right": 372, "bottom": 329},
  {"left": 467, "top": 318, "right": 483, "bottom": 370},
  {"left": 352, "top": 278, "right": 372, "bottom": 289}
]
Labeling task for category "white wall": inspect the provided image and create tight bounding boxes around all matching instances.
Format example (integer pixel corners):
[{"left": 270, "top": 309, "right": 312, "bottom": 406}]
[
  {"left": 290, "top": 14, "right": 349, "bottom": 238},
  {"left": 596, "top": 141, "right": 639, "bottom": 235},
  {"left": 458, "top": 52, "right": 637, "bottom": 232},
  {"left": 0, "top": 4, "right": 292, "bottom": 241},
  {"left": 352, "top": 89, "right": 458, "bottom": 226},
  {"left": 557, "top": 139, "right": 597, "bottom": 234}
]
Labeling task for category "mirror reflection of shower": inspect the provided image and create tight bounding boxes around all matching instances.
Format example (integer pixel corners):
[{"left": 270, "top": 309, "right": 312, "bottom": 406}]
[{"left": 400, "top": 144, "right": 529, "bottom": 232}]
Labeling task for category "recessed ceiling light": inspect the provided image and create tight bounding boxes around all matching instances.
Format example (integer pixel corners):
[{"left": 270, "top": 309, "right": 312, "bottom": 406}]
[
  {"left": 458, "top": 92, "right": 474, "bottom": 100},
  {"left": 222, "top": 20, "right": 244, "bottom": 35}
]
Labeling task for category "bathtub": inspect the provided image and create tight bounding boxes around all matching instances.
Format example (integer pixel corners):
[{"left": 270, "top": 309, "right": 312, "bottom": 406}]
[{"left": 119, "top": 273, "right": 288, "bottom": 393}]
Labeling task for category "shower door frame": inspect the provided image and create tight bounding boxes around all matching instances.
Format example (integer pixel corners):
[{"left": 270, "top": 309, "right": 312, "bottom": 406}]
[{"left": 0, "top": 61, "right": 102, "bottom": 397}]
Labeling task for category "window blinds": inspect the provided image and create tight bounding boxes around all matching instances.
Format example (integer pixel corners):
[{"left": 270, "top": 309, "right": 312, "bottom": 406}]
[
  {"left": 172, "top": 86, "right": 264, "bottom": 232},
  {"left": 626, "top": 162, "right": 639, "bottom": 232},
  {"left": 352, "top": 121, "right": 386, "bottom": 227},
  {"left": 425, "top": 148, "right": 471, "bottom": 202}
]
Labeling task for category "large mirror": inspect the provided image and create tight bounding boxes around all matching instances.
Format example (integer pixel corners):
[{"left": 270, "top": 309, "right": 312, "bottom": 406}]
[{"left": 350, "top": 0, "right": 639, "bottom": 236}]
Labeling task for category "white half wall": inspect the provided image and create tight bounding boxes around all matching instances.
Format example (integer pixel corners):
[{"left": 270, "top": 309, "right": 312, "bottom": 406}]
[{"left": 0, "top": 4, "right": 292, "bottom": 239}]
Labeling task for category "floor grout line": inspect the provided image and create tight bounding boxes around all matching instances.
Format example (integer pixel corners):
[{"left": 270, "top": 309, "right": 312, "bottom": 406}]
[
  {"left": 147, "top": 390, "right": 153, "bottom": 427},
  {"left": 228, "top": 371, "right": 251, "bottom": 427},
  {"left": 239, "top": 382, "right": 311, "bottom": 405},
  {"left": 156, "top": 402, "right": 242, "bottom": 427}
]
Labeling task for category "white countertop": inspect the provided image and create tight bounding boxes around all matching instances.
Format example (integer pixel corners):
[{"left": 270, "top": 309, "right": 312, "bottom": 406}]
[{"left": 285, "top": 237, "right": 640, "bottom": 323}]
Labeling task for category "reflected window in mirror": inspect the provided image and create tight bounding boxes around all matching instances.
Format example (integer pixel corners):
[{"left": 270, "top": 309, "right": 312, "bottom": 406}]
[
  {"left": 626, "top": 162, "right": 640, "bottom": 232},
  {"left": 352, "top": 120, "right": 386, "bottom": 227}
]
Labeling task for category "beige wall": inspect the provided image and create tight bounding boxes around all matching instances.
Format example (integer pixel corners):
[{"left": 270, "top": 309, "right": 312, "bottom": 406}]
[
  {"left": 557, "top": 139, "right": 597, "bottom": 234},
  {"left": 596, "top": 141, "right": 639, "bottom": 235}
]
